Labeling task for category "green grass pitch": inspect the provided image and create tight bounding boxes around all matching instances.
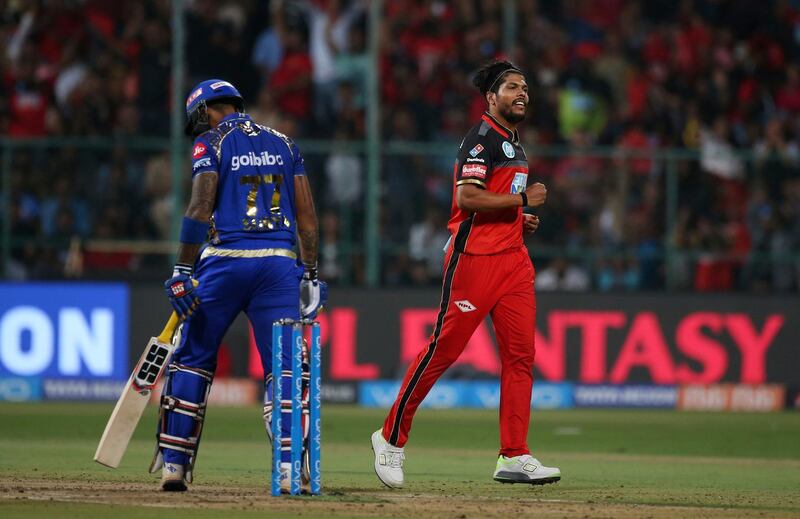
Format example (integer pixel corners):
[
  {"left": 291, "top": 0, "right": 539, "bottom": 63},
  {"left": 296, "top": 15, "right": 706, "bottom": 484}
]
[{"left": 1, "top": 402, "right": 799, "bottom": 518}]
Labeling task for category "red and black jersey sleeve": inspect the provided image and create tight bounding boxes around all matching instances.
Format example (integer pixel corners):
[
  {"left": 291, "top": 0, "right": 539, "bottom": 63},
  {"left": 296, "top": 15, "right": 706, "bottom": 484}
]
[{"left": 455, "top": 132, "right": 494, "bottom": 190}]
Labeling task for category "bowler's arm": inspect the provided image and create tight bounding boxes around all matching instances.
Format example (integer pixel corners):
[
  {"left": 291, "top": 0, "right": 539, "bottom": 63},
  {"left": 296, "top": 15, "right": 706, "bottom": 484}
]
[{"left": 456, "top": 182, "right": 547, "bottom": 212}]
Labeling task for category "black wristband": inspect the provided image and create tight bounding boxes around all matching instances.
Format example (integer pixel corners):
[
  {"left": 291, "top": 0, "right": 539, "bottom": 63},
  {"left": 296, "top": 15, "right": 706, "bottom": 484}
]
[
  {"left": 303, "top": 263, "right": 318, "bottom": 280},
  {"left": 520, "top": 192, "right": 528, "bottom": 207}
]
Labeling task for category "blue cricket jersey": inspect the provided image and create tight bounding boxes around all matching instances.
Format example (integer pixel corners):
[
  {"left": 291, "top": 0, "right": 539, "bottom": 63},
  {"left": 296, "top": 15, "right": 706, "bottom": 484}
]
[{"left": 190, "top": 112, "right": 305, "bottom": 249}]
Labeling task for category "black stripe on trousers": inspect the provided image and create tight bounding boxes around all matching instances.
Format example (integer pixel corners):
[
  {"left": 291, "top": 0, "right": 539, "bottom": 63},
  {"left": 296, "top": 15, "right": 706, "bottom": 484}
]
[{"left": 389, "top": 218, "right": 472, "bottom": 445}]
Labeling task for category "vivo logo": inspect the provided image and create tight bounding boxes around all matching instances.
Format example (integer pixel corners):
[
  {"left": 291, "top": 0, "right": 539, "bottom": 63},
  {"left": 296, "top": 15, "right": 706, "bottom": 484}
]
[
  {"left": 361, "top": 383, "right": 401, "bottom": 407},
  {"left": 0, "top": 306, "right": 114, "bottom": 377}
]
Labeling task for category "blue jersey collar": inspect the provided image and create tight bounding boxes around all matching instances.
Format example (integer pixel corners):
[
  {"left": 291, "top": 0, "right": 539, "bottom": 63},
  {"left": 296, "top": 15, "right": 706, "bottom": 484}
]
[{"left": 221, "top": 112, "right": 249, "bottom": 123}]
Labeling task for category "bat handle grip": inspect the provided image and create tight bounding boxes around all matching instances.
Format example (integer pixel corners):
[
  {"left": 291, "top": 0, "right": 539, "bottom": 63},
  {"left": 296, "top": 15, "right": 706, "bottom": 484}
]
[{"left": 157, "top": 312, "right": 181, "bottom": 343}]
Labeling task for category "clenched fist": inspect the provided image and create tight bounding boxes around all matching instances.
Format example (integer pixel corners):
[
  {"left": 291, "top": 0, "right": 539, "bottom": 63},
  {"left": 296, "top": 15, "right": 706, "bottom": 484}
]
[
  {"left": 525, "top": 182, "right": 547, "bottom": 206},
  {"left": 523, "top": 214, "right": 540, "bottom": 235}
]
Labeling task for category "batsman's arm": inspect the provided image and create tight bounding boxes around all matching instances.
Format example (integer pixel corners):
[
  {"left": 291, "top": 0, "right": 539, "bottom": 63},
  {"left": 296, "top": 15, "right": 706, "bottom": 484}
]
[
  {"left": 456, "top": 182, "right": 546, "bottom": 212},
  {"left": 294, "top": 175, "right": 318, "bottom": 268},
  {"left": 175, "top": 171, "right": 218, "bottom": 267}
]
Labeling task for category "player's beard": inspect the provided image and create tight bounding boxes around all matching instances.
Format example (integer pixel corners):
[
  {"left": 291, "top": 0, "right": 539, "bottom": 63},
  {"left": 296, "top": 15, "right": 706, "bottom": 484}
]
[{"left": 500, "top": 103, "right": 526, "bottom": 124}]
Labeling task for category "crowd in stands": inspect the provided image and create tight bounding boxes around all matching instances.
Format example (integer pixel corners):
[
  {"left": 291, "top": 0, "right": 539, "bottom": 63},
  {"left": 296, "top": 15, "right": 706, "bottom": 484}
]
[{"left": 2, "top": 0, "right": 799, "bottom": 291}]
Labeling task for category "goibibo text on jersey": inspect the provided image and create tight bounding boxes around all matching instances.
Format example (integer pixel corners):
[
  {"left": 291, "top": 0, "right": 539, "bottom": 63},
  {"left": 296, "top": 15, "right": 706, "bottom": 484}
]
[{"left": 231, "top": 151, "right": 285, "bottom": 170}]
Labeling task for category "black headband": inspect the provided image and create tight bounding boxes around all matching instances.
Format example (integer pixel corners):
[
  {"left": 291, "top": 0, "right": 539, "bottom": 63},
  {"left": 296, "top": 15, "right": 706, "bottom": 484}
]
[{"left": 487, "top": 66, "right": 524, "bottom": 93}]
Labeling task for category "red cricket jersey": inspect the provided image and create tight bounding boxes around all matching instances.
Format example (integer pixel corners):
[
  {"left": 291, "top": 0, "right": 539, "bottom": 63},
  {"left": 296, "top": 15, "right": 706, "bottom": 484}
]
[{"left": 447, "top": 112, "right": 528, "bottom": 255}]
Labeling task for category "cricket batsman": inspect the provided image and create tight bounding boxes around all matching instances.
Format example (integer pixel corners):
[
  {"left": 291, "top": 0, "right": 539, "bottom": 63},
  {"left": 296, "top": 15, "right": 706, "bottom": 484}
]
[
  {"left": 157, "top": 79, "right": 325, "bottom": 492},
  {"left": 371, "top": 60, "right": 561, "bottom": 487}
]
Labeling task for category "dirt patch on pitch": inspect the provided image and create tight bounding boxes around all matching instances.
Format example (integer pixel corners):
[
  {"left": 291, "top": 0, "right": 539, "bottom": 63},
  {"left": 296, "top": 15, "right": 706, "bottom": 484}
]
[{"left": 0, "top": 477, "right": 793, "bottom": 518}]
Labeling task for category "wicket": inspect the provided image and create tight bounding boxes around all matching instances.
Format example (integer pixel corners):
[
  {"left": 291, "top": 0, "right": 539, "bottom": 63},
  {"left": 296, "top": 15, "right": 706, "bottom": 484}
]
[{"left": 271, "top": 318, "right": 321, "bottom": 496}]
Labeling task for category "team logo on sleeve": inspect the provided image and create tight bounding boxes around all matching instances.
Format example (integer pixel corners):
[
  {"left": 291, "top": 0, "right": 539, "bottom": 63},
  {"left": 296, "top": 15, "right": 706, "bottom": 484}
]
[
  {"left": 502, "top": 141, "right": 515, "bottom": 158},
  {"left": 468, "top": 144, "right": 484, "bottom": 157},
  {"left": 462, "top": 163, "right": 487, "bottom": 179},
  {"left": 192, "top": 142, "right": 207, "bottom": 159},
  {"left": 193, "top": 157, "right": 212, "bottom": 171},
  {"left": 510, "top": 172, "right": 528, "bottom": 194}
]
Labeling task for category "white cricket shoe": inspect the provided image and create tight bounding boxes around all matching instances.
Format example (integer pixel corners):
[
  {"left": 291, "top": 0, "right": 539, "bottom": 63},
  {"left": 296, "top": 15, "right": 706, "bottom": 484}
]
[
  {"left": 279, "top": 462, "right": 310, "bottom": 494},
  {"left": 161, "top": 462, "right": 188, "bottom": 492},
  {"left": 371, "top": 429, "right": 405, "bottom": 488},
  {"left": 493, "top": 454, "right": 561, "bottom": 485}
]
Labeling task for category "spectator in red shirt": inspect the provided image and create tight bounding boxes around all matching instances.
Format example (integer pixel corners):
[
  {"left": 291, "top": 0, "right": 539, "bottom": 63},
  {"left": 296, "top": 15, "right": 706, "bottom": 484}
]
[
  {"left": 5, "top": 47, "right": 51, "bottom": 137},
  {"left": 615, "top": 120, "right": 654, "bottom": 177},
  {"left": 269, "top": 27, "right": 313, "bottom": 121}
]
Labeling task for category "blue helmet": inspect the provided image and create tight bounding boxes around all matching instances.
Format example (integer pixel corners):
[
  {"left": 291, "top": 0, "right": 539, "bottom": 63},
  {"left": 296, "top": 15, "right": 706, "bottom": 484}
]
[{"left": 184, "top": 79, "right": 244, "bottom": 137}]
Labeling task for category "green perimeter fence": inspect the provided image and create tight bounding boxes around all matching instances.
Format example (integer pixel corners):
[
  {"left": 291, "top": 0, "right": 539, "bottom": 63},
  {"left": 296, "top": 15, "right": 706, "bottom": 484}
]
[{"left": 1, "top": 137, "right": 797, "bottom": 291}]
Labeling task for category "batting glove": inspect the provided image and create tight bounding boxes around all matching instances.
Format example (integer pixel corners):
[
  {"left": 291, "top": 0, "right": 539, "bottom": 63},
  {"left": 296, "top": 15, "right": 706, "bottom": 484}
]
[
  {"left": 164, "top": 264, "right": 200, "bottom": 320},
  {"left": 300, "top": 264, "right": 327, "bottom": 318}
]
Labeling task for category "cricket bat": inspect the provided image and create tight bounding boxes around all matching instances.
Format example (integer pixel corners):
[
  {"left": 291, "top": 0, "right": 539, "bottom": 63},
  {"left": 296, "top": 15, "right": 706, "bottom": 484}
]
[{"left": 94, "top": 311, "right": 181, "bottom": 468}]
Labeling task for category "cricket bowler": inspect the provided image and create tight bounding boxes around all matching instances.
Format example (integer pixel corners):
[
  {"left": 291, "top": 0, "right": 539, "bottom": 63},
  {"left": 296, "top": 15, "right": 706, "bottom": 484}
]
[{"left": 371, "top": 60, "right": 561, "bottom": 487}]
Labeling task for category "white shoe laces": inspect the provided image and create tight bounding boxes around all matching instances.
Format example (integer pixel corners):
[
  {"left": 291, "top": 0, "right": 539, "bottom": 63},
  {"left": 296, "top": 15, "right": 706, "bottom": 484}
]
[{"left": 384, "top": 447, "right": 405, "bottom": 468}]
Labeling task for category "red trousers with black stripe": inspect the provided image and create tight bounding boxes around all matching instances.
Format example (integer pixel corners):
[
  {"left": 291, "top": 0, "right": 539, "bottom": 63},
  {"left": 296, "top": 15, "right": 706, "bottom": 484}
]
[{"left": 382, "top": 246, "right": 536, "bottom": 457}]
